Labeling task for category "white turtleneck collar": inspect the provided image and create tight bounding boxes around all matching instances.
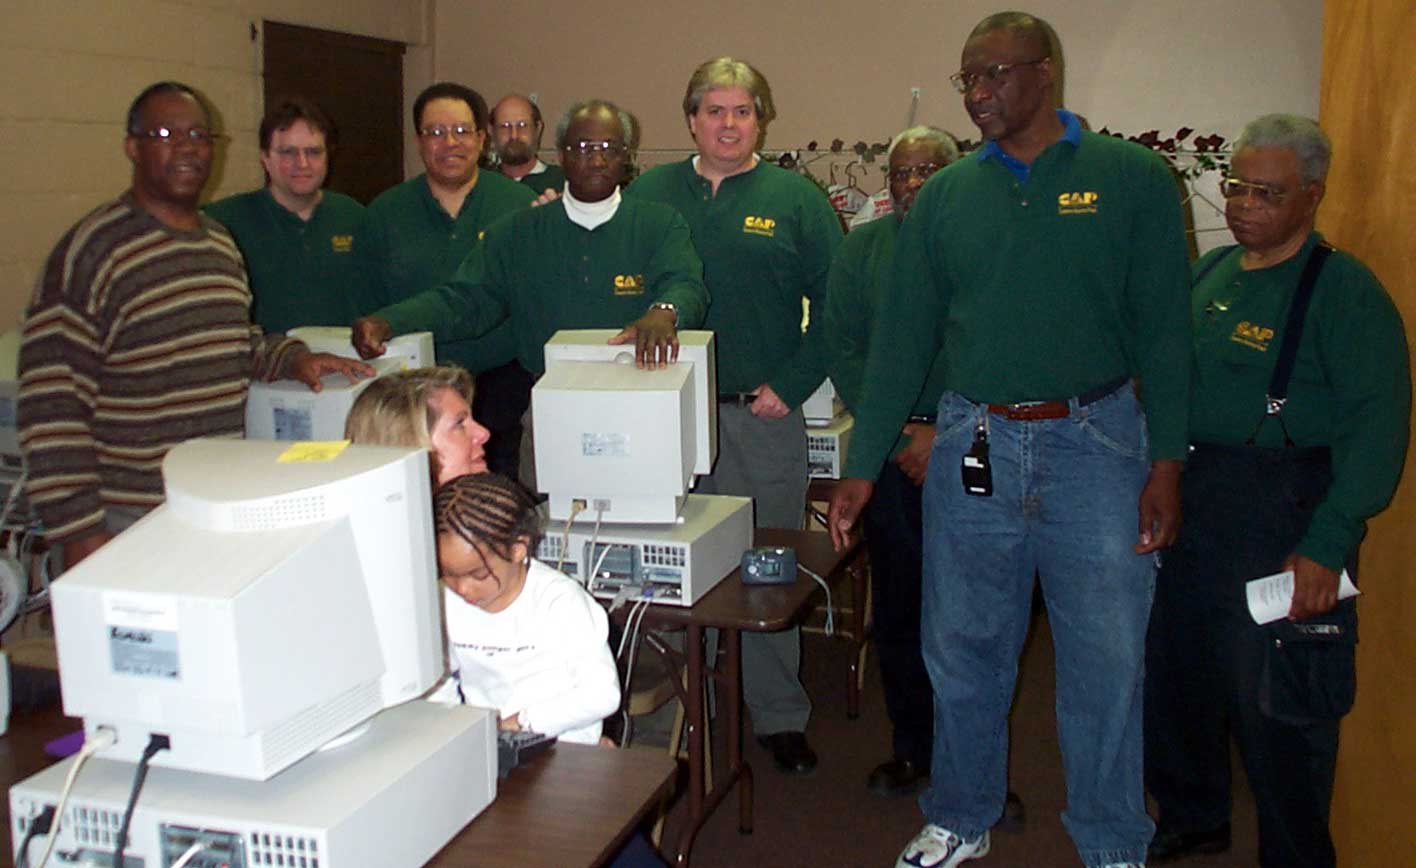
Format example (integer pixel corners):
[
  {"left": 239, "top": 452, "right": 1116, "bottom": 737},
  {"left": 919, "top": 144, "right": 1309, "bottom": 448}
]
[{"left": 561, "top": 184, "right": 621, "bottom": 231}]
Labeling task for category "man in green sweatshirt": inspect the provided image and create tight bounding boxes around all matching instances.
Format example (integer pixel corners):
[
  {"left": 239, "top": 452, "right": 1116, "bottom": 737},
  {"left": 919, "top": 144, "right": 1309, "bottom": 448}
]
[
  {"left": 358, "top": 82, "right": 536, "bottom": 479},
  {"left": 823, "top": 125, "right": 956, "bottom": 798},
  {"left": 828, "top": 13, "right": 1190, "bottom": 868},
  {"left": 350, "top": 98, "right": 707, "bottom": 437},
  {"left": 490, "top": 93, "right": 566, "bottom": 197},
  {"left": 204, "top": 97, "right": 367, "bottom": 334},
  {"left": 630, "top": 57, "right": 843, "bottom": 776},
  {"left": 1144, "top": 114, "right": 1409, "bottom": 868}
]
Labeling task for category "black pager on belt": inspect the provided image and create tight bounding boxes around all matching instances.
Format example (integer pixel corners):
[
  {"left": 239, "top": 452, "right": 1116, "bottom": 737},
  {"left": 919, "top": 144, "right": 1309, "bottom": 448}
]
[{"left": 962, "top": 424, "right": 993, "bottom": 497}]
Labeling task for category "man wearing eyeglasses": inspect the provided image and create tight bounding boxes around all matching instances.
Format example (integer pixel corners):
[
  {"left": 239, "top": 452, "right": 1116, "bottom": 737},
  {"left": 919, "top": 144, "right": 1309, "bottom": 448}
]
[
  {"left": 1144, "top": 114, "right": 1408, "bottom": 868},
  {"left": 358, "top": 82, "right": 536, "bottom": 478},
  {"left": 204, "top": 98, "right": 367, "bottom": 334},
  {"left": 17, "top": 81, "right": 371, "bottom": 572},
  {"left": 352, "top": 98, "right": 705, "bottom": 420},
  {"left": 828, "top": 12, "right": 1190, "bottom": 868},
  {"left": 490, "top": 93, "right": 566, "bottom": 197},
  {"left": 823, "top": 126, "right": 957, "bottom": 798}
]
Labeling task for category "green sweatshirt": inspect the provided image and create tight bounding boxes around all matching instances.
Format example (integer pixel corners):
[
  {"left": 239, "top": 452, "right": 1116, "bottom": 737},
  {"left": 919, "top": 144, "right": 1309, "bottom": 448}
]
[
  {"left": 1190, "top": 231, "right": 1410, "bottom": 569},
  {"left": 504, "top": 162, "right": 565, "bottom": 196},
  {"left": 628, "top": 158, "right": 842, "bottom": 405},
  {"left": 203, "top": 188, "right": 367, "bottom": 334},
  {"left": 376, "top": 196, "right": 708, "bottom": 375},
  {"left": 358, "top": 171, "right": 535, "bottom": 372},
  {"left": 823, "top": 215, "right": 946, "bottom": 458},
  {"left": 845, "top": 130, "right": 1192, "bottom": 479}
]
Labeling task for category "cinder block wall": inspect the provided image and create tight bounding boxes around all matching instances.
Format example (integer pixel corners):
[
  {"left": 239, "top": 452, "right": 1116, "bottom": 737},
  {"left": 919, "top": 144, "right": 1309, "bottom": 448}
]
[{"left": 0, "top": 0, "right": 428, "bottom": 330}]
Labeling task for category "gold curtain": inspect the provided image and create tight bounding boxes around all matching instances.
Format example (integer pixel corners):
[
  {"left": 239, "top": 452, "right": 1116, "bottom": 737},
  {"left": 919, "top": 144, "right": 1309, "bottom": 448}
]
[{"left": 1321, "top": 2, "right": 1416, "bottom": 864}]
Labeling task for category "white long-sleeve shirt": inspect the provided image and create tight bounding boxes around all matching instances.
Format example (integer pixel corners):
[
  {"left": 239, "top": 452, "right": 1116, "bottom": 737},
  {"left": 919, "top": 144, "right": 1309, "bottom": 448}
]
[{"left": 429, "top": 558, "right": 621, "bottom": 744}]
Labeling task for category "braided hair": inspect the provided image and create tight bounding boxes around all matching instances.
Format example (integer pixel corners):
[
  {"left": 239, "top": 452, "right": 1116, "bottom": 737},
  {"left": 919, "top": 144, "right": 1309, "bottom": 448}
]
[{"left": 434, "top": 473, "right": 544, "bottom": 563}]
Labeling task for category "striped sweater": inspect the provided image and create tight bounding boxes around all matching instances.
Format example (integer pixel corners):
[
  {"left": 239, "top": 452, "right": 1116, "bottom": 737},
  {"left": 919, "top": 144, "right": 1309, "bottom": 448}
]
[{"left": 18, "top": 193, "right": 306, "bottom": 544}]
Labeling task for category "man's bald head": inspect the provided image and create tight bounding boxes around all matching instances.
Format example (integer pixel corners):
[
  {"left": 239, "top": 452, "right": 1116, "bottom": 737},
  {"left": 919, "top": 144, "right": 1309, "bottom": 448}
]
[
  {"left": 491, "top": 93, "right": 544, "bottom": 168},
  {"left": 968, "top": 11, "right": 1055, "bottom": 59}
]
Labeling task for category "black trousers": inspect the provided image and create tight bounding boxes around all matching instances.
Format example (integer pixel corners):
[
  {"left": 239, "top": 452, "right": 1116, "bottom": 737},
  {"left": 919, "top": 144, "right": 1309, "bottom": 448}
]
[
  {"left": 861, "top": 459, "right": 933, "bottom": 766},
  {"left": 1144, "top": 443, "right": 1355, "bottom": 868},
  {"left": 473, "top": 360, "right": 536, "bottom": 480}
]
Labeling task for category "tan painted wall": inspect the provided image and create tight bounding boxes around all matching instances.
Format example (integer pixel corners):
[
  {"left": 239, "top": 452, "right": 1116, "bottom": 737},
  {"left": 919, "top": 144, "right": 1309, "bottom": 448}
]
[
  {"left": 0, "top": 0, "right": 430, "bottom": 330},
  {"left": 434, "top": 0, "right": 1320, "bottom": 254},
  {"left": 0, "top": 0, "right": 1323, "bottom": 325}
]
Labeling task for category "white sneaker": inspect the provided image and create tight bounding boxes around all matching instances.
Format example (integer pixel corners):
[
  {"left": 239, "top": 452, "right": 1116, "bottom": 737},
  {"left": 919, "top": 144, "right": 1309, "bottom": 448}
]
[{"left": 895, "top": 824, "right": 990, "bottom": 868}]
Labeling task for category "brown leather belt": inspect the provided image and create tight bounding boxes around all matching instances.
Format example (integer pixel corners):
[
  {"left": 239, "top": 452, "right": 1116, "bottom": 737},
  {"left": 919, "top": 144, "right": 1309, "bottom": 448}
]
[{"left": 986, "top": 377, "right": 1129, "bottom": 421}]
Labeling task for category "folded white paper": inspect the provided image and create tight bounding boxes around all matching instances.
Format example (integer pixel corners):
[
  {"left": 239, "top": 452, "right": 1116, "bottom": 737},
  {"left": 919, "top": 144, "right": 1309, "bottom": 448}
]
[{"left": 1246, "top": 568, "right": 1360, "bottom": 625}]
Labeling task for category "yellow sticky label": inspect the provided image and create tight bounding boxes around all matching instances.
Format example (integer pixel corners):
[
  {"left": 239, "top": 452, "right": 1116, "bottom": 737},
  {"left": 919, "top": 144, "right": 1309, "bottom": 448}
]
[{"left": 278, "top": 440, "right": 351, "bottom": 463}]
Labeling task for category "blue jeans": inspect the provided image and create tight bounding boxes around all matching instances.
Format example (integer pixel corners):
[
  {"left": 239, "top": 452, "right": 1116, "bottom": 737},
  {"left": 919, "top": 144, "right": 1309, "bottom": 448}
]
[{"left": 919, "top": 384, "right": 1156, "bottom": 867}]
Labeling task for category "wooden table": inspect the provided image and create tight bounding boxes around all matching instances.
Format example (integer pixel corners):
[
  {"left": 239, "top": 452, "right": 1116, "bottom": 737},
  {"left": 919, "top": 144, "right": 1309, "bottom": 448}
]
[
  {"left": 623, "top": 528, "right": 861, "bottom": 866},
  {"left": 1, "top": 704, "right": 678, "bottom": 868},
  {"left": 430, "top": 743, "right": 678, "bottom": 867}
]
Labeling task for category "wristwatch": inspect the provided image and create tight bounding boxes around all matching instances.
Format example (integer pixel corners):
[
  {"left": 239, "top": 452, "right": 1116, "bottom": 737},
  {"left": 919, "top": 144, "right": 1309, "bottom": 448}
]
[{"left": 649, "top": 301, "right": 678, "bottom": 325}]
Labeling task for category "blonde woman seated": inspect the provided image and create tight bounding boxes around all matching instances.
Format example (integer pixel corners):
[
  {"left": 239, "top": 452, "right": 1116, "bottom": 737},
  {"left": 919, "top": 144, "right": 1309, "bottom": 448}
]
[
  {"left": 344, "top": 366, "right": 490, "bottom": 485},
  {"left": 431, "top": 472, "right": 621, "bottom": 745}
]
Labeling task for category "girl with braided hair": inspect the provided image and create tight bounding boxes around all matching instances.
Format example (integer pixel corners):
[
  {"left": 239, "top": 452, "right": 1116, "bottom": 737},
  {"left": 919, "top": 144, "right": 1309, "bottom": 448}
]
[{"left": 431, "top": 472, "right": 620, "bottom": 745}]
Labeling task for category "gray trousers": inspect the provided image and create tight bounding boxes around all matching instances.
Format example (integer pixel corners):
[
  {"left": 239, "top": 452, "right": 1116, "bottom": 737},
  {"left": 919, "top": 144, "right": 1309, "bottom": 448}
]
[{"left": 698, "top": 403, "right": 812, "bottom": 735}]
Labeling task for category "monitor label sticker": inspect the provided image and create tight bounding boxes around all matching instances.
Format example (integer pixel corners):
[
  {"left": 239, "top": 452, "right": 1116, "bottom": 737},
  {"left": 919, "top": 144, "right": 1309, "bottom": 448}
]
[
  {"left": 581, "top": 433, "right": 629, "bottom": 457},
  {"left": 104, "top": 592, "right": 180, "bottom": 680}
]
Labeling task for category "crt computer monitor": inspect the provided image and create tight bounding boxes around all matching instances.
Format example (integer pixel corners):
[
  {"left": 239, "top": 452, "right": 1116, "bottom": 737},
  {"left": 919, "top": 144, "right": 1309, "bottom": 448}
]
[
  {"left": 531, "top": 329, "right": 717, "bottom": 525},
  {"left": 244, "top": 330, "right": 434, "bottom": 443},
  {"left": 50, "top": 438, "right": 443, "bottom": 780}
]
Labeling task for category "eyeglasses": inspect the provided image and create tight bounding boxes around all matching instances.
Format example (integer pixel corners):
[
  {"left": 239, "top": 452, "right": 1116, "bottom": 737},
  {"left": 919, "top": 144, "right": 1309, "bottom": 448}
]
[
  {"left": 272, "top": 145, "right": 327, "bottom": 161},
  {"left": 949, "top": 59, "right": 1047, "bottom": 94},
  {"left": 1220, "top": 177, "right": 1290, "bottom": 207},
  {"left": 562, "top": 140, "right": 627, "bottom": 159},
  {"left": 889, "top": 162, "right": 945, "bottom": 183},
  {"left": 135, "top": 126, "right": 221, "bottom": 147},
  {"left": 495, "top": 120, "right": 536, "bottom": 132},
  {"left": 419, "top": 124, "right": 480, "bottom": 140}
]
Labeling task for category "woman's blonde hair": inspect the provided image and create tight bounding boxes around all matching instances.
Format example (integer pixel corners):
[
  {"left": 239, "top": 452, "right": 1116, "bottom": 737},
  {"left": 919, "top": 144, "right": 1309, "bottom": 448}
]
[{"left": 344, "top": 366, "right": 474, "bottom": 478}]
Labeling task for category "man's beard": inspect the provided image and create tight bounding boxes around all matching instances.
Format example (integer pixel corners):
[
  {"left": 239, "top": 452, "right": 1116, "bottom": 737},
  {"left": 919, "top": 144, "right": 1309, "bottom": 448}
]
[{"left": 499, "top": 140, "right": 535, "bottom": 167}]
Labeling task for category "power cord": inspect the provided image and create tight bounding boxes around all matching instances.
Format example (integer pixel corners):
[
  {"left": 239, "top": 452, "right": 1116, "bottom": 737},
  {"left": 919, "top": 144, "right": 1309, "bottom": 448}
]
[
  {"left": 31, "top": 726, "right": 118, "bottom": 868},
  {"left": 799, "top": 564, "right": 834, "bottom": 636},
  {"left": 112, "top": 732, "right": 170, "bottom": 868},
  {"left": 555, "top": 501, "right": 586, "bottom": 575},
  {"left": 584, "top": 507, "right": 607, "bottom": 588},
  {"left": 14, "top": 804, "right": 56, "bottom": 868},
  {"left": 615, "top": 598, "right": 653, "bottom": 743},
  {"left": 169, "top": 840, "right": 207, "bottom": 868}
]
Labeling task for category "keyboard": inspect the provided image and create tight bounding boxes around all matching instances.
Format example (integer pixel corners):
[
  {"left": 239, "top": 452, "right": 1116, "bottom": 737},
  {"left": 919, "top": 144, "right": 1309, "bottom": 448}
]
[{"left": 497, "top": 729, "right": 557, "bottom": 777}]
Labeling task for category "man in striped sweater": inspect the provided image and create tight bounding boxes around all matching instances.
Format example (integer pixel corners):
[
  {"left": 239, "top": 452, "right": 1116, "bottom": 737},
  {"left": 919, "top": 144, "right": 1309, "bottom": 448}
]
[{"left": 17, "top": 81, "right": 370, "bottom": 570}]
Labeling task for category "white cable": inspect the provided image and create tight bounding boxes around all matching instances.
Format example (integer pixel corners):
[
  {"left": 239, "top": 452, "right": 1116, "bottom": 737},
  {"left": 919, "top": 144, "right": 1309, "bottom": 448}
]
[
  {"left": 33, "top": 727, "right": 118, "bottom": 868},
  {"left": 584, "top": 507, "right": 607, "bottom": 588},
  {"left": 616, "top": 598, "right": 652, "bottom": 743},
  {"left": 170, "top": 840, "right": 207, "bottom": 868},
  {"left": 799, "top": 564, "right": 834, "bottom": 636},
  {"left": 554, "top": 501, "right": 585, "bottom": 575}
]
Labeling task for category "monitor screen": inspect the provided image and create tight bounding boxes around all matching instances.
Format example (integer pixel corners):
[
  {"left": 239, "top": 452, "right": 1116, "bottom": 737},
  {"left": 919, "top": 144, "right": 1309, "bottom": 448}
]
[{"left": 51, "top": 439, "right": 442, "bottom": 780}]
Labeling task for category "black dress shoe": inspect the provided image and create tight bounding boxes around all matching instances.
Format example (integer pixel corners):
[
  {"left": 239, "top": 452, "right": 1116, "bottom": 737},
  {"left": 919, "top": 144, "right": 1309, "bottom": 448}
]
[
  {"left": 756, "top": 731, "right": 818, "bottom": 774},
  {"left": 1147, "top": 822, "right": 1231, "bottom": 864},
  {"left": 866, "top": 758, "right": 929, "bottom": 797}
]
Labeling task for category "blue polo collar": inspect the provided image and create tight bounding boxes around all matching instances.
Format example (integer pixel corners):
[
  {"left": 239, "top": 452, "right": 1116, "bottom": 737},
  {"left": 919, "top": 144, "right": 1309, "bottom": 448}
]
[{"left": 977, "top": 109, "right": 1082, "bottom": 181}]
